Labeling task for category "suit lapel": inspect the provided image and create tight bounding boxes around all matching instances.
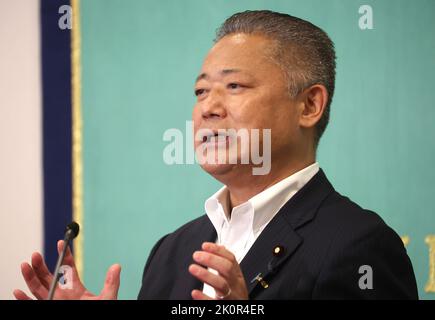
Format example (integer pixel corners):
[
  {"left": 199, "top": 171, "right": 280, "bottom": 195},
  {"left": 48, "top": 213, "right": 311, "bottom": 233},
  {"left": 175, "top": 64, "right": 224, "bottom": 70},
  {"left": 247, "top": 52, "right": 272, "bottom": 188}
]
[
  {"left": 240, "top": 212, "right": 302, "bottom": 294},
  {"left": 240, "top": 169, "right": 335, "bottom": 296}
]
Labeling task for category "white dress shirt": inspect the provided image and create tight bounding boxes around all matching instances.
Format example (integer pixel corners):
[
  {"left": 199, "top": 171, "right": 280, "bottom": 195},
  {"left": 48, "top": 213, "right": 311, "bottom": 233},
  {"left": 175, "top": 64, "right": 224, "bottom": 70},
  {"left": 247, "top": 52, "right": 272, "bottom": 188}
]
[{"left": 202, "top": 162, "right": 320, "bottom": 297}]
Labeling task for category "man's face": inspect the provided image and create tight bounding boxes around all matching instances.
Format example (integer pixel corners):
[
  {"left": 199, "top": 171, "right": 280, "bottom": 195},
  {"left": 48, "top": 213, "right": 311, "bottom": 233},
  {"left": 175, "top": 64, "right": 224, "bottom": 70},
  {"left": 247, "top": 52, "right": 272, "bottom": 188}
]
[{"left": 192, "top": 33, "right": 302, "bottom": 179}]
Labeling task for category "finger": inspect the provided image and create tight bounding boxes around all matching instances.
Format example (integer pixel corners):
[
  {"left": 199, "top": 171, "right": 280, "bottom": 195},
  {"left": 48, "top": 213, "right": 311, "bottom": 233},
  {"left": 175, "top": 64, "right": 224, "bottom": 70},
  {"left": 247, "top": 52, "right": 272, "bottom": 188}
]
[
  {"left": 191, "top": 289, "right": 213, "bottom": 300},
  {"left": 13, "top": 289, "right": 32, "bottom": 300},
  {"left": 188, "top": 264, "right": 229, "bottom": 294},
  {"left": 57, "top": 240, "right": 77, "bottom": 268},
  {"left": 100, "top": 264, "right": 121, "bottom": 300},
  {"left": 192, "top": 251, "right": 233, "bottom": 278},
  {"left": 21, "top": 262, "right": 48, "bottom": 300},
  {"left": 202, "top": 242, "right": 236, "bottom": 262},
  {"left": 31, "top": 252, "right": 53, "bottom": 288}
]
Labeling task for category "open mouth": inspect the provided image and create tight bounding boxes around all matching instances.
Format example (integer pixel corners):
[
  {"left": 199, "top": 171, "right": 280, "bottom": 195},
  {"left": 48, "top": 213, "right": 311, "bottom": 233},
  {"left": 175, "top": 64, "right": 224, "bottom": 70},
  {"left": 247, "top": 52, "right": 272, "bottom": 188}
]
[{"left": 201, "top": 131, "right": 231, "bottom": 144}]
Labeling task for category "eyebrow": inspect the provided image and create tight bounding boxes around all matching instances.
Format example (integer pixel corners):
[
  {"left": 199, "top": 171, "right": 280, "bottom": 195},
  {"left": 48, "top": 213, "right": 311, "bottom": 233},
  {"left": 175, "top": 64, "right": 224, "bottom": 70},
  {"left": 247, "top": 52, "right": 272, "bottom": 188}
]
[{"left": 195, "top": 69, "right": 242, "bottom": 83}]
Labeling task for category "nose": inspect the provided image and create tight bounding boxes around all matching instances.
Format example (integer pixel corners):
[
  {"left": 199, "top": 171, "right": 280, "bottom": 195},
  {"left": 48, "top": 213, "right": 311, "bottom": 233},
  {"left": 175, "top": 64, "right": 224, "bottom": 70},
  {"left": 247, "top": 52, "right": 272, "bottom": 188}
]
[{"left": 201, "top": 90, "right": 227, "bottom": 120}]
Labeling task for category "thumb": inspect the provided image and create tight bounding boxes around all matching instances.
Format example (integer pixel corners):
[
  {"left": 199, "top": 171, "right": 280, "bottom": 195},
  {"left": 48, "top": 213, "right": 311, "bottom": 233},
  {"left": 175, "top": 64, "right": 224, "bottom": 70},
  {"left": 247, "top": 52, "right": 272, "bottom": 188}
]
[{"left": 99, "top": 264, "right": 121, "bottom": 300}]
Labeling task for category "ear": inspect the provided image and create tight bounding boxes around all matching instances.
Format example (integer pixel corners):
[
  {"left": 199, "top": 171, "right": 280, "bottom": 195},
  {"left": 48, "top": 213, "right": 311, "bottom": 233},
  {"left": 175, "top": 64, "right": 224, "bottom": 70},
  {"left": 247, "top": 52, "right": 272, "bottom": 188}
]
[{"left": 298, "top": 84, "right": 328, "bottom": 129}]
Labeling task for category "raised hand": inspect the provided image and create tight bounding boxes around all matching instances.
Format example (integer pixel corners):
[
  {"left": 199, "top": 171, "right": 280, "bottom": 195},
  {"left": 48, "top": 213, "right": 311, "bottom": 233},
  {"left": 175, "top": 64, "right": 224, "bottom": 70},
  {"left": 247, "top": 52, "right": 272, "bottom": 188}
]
[
  {"left": 13, "top": 240, "right": 121, "bottom": 300},
  {"left": 188, "top": 242, "right": 248, "bottom": 300}
]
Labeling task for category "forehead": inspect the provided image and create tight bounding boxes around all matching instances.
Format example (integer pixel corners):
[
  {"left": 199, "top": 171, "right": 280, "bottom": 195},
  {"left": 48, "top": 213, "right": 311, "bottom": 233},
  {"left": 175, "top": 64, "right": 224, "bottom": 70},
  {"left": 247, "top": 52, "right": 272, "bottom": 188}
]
[{"left": 200, "top": 33, "right": 279, "bottom": 75}]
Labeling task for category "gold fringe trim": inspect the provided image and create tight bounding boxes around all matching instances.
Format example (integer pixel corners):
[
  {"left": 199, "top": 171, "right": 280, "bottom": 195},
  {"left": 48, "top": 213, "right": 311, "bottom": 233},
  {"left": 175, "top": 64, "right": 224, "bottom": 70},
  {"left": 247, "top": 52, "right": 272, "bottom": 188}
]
[{"left": 71, "top": 0, "right": 84, "bottom": 280}]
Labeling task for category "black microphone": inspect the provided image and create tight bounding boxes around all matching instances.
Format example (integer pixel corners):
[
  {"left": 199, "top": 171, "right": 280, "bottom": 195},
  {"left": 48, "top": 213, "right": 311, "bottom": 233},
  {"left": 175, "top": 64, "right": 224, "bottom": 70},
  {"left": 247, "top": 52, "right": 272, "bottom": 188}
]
[{"left": 47, "top": 222, "right": 80, "bottom": 300}]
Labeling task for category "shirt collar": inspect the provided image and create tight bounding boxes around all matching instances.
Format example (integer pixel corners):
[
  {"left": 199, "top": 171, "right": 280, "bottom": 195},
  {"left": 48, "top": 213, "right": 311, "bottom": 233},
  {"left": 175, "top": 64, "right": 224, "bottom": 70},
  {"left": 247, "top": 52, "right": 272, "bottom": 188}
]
[{"left": 204, "top": 162, "right": 320, "bottom": 237}]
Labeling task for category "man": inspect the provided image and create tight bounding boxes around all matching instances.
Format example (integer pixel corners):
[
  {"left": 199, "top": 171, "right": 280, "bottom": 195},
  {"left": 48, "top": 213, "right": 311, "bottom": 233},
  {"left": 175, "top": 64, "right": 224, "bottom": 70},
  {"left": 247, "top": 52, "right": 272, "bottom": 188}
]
[{"left": 14, "top": 10, "right": 418, "bottom": 300}]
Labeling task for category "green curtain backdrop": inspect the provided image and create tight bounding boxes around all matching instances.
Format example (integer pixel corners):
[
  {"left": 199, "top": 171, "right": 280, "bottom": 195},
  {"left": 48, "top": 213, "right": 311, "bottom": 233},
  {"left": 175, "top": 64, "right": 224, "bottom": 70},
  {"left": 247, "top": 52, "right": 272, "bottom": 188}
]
[{"left": 79, "top": 0, "right": 435, "bottom": 299}]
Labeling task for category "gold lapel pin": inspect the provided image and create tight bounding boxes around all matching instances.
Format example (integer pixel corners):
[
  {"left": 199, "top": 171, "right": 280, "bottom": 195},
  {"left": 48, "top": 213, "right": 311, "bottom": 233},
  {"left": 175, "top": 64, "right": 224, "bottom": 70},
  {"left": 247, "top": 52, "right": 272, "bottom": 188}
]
[
  {"left": 251, "top": 273, "right": 269, "bottom": 289},
  {"left": 273, "top": 245, "right": 284, "bottom": 257}
]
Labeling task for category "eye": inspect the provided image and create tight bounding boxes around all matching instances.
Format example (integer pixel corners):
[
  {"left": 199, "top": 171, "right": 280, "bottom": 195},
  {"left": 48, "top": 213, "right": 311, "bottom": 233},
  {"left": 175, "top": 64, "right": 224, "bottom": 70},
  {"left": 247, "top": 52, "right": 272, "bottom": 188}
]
[
  {"left": 194, "top": 88, "right": 206, "bottom": 96},
  {"left": 227, "top": 83, "right": 241, "bottom": 90}
]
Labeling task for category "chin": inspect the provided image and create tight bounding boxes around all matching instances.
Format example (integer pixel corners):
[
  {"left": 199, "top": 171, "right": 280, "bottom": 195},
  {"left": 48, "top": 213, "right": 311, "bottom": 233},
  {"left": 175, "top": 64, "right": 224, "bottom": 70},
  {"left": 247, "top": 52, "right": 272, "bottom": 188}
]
[{"left": 200, "top": 163, "right": 236, "bottom": 178}]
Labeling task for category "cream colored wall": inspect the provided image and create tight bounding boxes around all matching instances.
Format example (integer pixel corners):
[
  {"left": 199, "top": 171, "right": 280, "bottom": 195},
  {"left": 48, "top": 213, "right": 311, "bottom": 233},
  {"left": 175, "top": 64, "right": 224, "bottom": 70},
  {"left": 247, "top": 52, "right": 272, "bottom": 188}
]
[{"left": 0, "top": 0, "right": 43, "bottom": 299}]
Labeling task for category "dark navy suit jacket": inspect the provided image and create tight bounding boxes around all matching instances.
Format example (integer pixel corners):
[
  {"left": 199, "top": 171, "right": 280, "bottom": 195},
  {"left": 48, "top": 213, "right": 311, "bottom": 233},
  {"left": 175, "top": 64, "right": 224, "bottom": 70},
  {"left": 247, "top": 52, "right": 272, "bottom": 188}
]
[{"left": 138, "top": 169, "right": 418, "bottom": 299}]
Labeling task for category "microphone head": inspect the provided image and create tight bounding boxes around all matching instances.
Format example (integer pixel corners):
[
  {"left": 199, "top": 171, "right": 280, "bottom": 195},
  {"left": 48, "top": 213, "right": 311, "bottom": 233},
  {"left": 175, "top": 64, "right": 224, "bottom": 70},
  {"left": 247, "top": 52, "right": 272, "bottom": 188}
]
[{"left": 65, "top": 222, "right": 80, "bottom": 239}]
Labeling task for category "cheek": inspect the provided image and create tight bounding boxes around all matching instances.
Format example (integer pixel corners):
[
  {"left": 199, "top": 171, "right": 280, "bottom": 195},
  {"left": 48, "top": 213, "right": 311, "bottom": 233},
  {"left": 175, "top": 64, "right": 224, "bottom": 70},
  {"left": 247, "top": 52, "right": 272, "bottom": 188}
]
[
  {"left": 192, "top": 104, "right": 202, "bottom": 127},
  {"left": 192, "top": 105, "right": 201, "bottom": 146},
  {"left": 271, "top": 107, "right": 301, "bottom": 149},
  {"left": 235, "top": 105, "right": 278, "bottom": 131},
  {"left": 227, "top": 97, "right": 266, "bottom": 129}
]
